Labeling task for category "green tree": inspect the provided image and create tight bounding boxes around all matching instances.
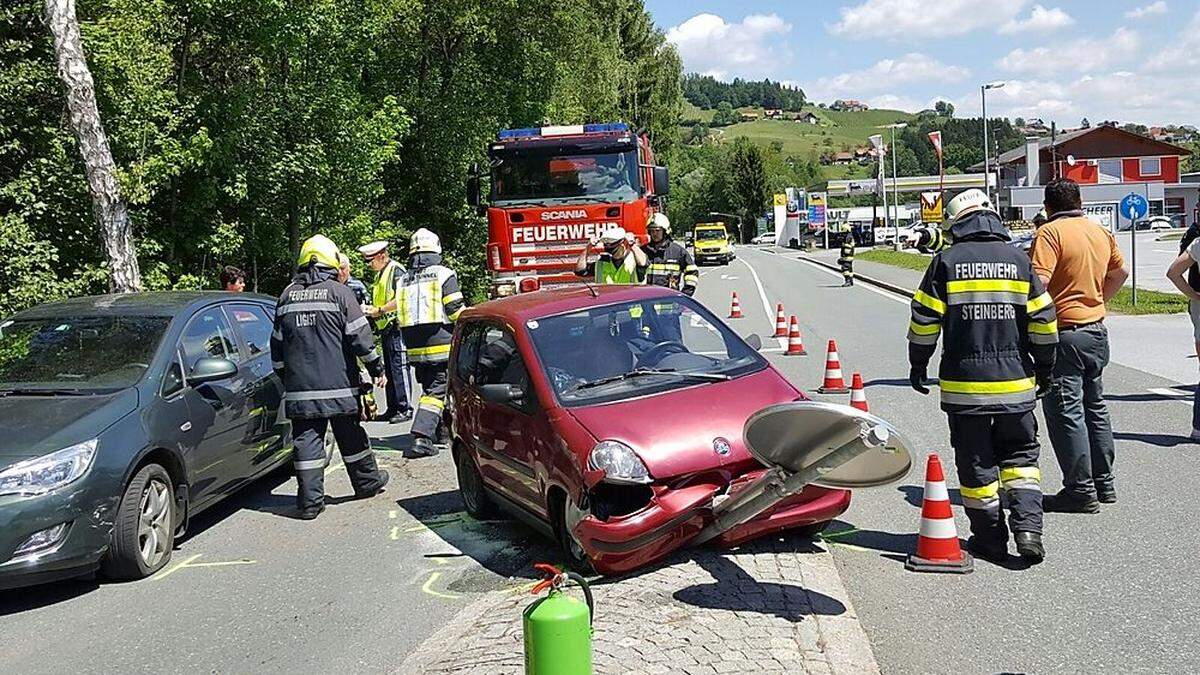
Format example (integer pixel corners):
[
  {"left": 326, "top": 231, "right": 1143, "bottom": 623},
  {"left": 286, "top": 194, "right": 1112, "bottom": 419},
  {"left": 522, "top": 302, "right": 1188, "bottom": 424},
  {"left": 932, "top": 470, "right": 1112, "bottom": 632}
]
[
  {"left": 726, "top": 137, "right": 766, "bottom": 241},
  {"left": 934, "top": 100, "right": 954, "bottom": 118},
  {"left": 713, "top": 101, "right": 736, "bottom": 126}
]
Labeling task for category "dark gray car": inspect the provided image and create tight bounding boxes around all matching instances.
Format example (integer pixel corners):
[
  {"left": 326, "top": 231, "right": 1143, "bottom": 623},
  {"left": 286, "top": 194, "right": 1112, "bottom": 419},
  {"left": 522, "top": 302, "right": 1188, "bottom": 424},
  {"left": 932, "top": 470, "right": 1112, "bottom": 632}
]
[{"left": 0, "top": 292, "right": 293, "bottom": 589}]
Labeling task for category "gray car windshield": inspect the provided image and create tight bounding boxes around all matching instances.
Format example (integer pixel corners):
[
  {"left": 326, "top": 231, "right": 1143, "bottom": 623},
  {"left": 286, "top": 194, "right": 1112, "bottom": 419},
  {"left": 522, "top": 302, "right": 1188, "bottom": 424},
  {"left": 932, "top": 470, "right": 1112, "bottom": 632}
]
[
  {"left": 0, "top": 315, "right": 171, "bottom": 392},
  {"left": 526, "top": 297, "right": 765, "bottom": 407},
  {"left": 492, "top": 149, "right": 640, "bottom": 203}
]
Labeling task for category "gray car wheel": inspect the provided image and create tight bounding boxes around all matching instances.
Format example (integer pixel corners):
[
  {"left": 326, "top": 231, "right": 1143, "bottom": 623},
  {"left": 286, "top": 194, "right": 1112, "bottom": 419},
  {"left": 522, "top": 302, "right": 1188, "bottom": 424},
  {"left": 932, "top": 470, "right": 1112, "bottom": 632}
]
[{"left": 101, "top": 463, "right": 175, "bottom": 580}]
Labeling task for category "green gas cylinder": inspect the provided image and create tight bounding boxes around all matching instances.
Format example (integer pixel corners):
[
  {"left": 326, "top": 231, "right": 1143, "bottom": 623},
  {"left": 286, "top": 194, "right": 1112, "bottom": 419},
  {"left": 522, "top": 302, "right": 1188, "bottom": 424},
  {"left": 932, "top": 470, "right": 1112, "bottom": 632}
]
[{"left": 523, "top": 564, "right": 593, "bottom": 675}]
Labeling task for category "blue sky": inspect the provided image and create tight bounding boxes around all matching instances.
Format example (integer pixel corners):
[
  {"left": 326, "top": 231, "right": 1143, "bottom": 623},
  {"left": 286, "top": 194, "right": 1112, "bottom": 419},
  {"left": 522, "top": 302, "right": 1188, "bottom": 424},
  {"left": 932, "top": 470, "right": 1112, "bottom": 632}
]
[{"left": 645, "top": 0, "right": 1200, "bottom": 126}]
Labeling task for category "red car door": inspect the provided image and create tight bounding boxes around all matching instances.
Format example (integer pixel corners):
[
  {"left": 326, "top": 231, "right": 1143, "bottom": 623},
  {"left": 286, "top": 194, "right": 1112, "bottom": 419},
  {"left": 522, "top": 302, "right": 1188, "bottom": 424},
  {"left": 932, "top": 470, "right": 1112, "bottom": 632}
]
[{"left": 471, "top": 325, "right": 545, "bottom": 517}]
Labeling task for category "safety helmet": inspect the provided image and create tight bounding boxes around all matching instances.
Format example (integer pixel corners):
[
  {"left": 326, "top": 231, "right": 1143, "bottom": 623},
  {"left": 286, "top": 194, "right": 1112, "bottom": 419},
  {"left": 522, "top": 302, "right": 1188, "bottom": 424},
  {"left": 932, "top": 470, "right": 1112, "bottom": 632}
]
[
  {"left": 297, "top": 234, "right": 341, "bottom": 269},
  {"left": 409, "top": 228, "right": 442, "bottom": 254},
  {"left": 599, "top": 226, "right": 628, "bottom": 245},
  {"left": 647, "top": 212, "right": 671, "bottom": 234},
  {"left": 944, "top": 189, "right": 997, "bottom": 228}
]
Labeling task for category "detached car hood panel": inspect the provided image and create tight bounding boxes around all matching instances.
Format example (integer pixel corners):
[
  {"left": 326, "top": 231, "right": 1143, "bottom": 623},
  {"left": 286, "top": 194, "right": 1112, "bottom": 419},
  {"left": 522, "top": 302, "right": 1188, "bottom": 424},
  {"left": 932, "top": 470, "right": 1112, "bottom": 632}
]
[
  {"left": 0, "top": 390, "right": 137, "bottom": 464},
  {"left": 567, "top": 369, "right": 799, "bottom": 480}
]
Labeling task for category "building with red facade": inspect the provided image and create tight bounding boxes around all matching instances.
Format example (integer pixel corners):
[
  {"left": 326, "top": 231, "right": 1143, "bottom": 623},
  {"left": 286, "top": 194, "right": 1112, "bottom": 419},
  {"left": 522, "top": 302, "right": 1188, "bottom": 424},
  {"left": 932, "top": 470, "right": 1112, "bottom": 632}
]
[{"left": 979, "top": 125, "right": 1195, "bottom": 230}]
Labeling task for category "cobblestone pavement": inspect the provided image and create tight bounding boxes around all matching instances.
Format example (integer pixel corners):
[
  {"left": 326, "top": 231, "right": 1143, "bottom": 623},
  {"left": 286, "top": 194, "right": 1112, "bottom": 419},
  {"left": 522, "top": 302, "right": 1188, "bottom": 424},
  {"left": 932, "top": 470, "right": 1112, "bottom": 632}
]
[{"left": 397, "top": 536, "right": 879, "bottom": 674}]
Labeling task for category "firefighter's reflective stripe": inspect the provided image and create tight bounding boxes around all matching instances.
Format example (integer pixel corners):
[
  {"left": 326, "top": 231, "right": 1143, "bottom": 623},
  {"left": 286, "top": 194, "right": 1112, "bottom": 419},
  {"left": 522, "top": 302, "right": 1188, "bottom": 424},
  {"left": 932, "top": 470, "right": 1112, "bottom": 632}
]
[
  {"left": 1028, "top": 319, "right": 1058, "bottom": 345},
  {"left": 408, "top": 343, "right": 451, "bottom": 362},
  {"left": 345, "top": 316, "right": 369, "bottom": 334},
  {"left": 907, "top": 319, "right": 941, "bottom": 345},
  {"left": 418, "top": 395, "right": 445, "bottom": 413},
  {"left": 443, "top": 291, "right": 464, "bottom": 322},
  {"left": 999, "top": 466, "right": 1041, "bottom": 490},
  {"left": 294, "top": 458, "right": 326, "bottom": 471},
  {"left": 285, "top": 387, "right": 357, "bottom": 401},
  {"left": 397, "top": 266, "right": 456, "bottom": 326},
  {"left": 960, "top": 481, "right": 1001, "bottom": 509},
  {"left": 272, "top": 360, "right": 285, "bottom": 371},
  {"left": 278, "top": 301, "right": 339, "bottom": 314},
  {"left": 947, "top": 279, "right": 1030, "bottom": 294},
  {"left": 341, "top": 448, "right": 373, "bottom": 464},
  {"left": 913, "top": 290, "right": 946, "bottom": 315},
  {"left": 939, "top": 377, "right": 1037, "bottom": 406},
  {"left": 1027, "top": 292, "right": 1053, "bottom": 314},
  {"left": 683, "top": 264, "right": 699, "bottom": 286},
  {"left": 372, "top": 260, "right": 400, "bottom": 330}
]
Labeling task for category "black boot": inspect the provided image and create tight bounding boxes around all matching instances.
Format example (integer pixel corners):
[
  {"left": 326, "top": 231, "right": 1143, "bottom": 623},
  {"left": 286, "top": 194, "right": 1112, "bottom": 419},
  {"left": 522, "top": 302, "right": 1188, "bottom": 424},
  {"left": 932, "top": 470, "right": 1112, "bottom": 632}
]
[
  {"left": 411, "top": 436, "right": 440, "bottom": 457},
  {"left": 297, "top": 504, "right": 325, "bottom": 521},
  {"left": 1014, "top": 531, "right": 1044, "bottom": 563},
  {"left": 353, "top": 469, "right": 390, "bottom": 499},
  {"left": 1043, "top": 490, "right": 1100, "bottom": 513},
  {"left": 965, "top": 536, "right": 1007, "bottom": 563}
]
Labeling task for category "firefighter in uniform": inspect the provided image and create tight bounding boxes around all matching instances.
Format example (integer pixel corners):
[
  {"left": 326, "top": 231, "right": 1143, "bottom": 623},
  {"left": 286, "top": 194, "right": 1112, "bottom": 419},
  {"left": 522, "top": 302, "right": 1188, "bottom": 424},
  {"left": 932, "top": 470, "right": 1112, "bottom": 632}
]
[
  {"left": 271, "top": 235, "right": 390, "bottom": 520},
  {"left": 907, "top": 189, "right": 1058, "bottom": 564},
  {"left": 643, "top": 213, "right": 698, "bottom": 295},
  {"left": 838, "top": 233, "right": 856, "bottom": 286},
  {"left": 359, "top": 240, "right": 413, "bottom": 424},
  {"left": 396, "top": 228, "right": 465, "bottom": 457}
]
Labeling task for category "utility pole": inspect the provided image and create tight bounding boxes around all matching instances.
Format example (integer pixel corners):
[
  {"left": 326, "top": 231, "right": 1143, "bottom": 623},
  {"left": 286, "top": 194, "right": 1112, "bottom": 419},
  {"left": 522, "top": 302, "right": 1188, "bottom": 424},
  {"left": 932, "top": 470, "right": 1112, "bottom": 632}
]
[{"left": 981, "top": 81, "right": 1005, "bottom": 207}]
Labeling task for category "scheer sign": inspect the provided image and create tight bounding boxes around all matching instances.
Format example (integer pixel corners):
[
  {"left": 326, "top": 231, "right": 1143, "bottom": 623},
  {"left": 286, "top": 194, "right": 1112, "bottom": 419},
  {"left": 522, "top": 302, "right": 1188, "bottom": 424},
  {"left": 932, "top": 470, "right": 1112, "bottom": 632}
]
[{"left": 512, "top": 221, "right": 615, "bottom": 243}]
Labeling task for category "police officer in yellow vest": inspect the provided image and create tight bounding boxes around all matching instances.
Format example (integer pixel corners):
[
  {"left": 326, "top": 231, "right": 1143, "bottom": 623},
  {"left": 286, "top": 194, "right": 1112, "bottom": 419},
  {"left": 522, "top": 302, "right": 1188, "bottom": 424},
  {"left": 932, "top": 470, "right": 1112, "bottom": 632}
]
[
  {"left": 359, "top": 240, "right": 413, "bottom": 424},
  {"left": 574, "top": 226, "right": 648, "bottom": 283},
  {"left": 395, "top": 228, "right": 465, "bottom": 457}
]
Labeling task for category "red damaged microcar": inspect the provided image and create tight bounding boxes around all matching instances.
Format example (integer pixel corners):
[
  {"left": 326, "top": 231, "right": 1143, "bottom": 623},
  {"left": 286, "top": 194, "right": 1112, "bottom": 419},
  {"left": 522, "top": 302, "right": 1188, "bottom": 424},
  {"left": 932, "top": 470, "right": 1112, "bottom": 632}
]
[{"left": 446, "top": 285, "right": 850, "bottom": 574}]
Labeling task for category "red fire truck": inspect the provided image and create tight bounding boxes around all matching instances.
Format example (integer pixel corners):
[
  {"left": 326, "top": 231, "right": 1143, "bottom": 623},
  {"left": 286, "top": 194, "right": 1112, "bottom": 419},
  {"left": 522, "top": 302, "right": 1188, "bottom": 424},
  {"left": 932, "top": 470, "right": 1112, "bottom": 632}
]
[{"left": 467, "top": 122, "right": 670, "bottom": 296}]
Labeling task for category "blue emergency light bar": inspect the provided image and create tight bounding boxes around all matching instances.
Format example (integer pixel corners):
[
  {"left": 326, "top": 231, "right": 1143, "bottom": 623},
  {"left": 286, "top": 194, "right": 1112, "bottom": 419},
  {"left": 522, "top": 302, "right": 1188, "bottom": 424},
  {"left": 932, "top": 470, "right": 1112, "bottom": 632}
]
[{"left": 497, "top": 122, "right": 630, "bottom": 140}]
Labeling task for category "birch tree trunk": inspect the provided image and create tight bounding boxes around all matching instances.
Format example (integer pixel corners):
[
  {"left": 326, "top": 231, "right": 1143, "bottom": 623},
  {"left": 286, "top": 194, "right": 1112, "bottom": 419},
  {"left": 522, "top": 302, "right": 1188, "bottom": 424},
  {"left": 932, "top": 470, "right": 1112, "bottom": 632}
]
[{"left": 45, "top": 0, "right": 142, "bottom": 293}]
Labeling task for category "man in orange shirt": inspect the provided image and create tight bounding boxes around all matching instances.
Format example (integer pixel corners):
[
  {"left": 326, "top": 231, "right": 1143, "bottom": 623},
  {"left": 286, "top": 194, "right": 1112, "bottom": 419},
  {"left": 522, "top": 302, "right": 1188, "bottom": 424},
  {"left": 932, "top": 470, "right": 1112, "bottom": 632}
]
[{"left": 1029, "top": 179, "right": 1129, "bottom": 513}]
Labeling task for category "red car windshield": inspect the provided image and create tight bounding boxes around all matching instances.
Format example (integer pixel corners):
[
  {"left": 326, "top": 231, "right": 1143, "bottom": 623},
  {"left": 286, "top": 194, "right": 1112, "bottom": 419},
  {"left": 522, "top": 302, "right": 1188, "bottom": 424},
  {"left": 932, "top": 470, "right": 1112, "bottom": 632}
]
[{"left": 526, "top": 296, "right": 766, "bottom": 407}]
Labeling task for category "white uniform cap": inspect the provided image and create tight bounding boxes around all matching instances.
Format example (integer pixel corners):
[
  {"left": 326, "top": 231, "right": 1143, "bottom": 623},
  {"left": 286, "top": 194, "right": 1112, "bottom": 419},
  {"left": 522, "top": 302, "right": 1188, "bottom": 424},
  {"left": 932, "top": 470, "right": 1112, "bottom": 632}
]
[
  {"left": 599, "top": 226, "right": 628, "bottom": 244},
  {"left": 357, "top": 240, "right": 390, "bottom": 258}
]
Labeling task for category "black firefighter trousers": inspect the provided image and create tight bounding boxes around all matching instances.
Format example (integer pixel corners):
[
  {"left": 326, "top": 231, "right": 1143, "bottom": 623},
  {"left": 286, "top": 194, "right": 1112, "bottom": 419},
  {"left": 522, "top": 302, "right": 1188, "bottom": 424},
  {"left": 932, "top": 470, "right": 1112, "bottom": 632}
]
[
  {"left": 948, "top": 411, "right": 1043, "bottom": 543},
  {"left": 411, "top": 362, "right": 448, "bottom": 442},
  {"left": 292, "top": 415, "right": 385, "bottom": 510}
]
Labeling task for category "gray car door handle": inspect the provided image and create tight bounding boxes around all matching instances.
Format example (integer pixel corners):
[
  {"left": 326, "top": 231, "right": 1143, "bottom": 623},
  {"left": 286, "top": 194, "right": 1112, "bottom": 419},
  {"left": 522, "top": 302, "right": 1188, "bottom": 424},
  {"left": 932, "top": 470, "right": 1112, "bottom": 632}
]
[{"left": 180, "top": 421, "right": 192, "bottom": 432}]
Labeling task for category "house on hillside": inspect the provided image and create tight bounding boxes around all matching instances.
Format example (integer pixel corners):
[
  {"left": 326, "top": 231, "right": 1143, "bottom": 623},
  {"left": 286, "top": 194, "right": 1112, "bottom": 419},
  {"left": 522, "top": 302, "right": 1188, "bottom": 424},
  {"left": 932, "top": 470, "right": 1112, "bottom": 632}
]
[
  {"left": 764, "top": 109, "right": 783, "bottom": 119},
  {"left": 739, "top": 111, "right": 760, "bottom": 122},
  {"left": 795, "top": 112, "right": 821, "bottom": 125},
  {"left": 830, "top": 99, "right": 868, "bottom": 112},
  {"left": 971, "top": 125, "right": 1196, "bottom": 228},
  {"left": 853, "top": 148, "right": 871, "bottom": 164},
  {"left": 832, "top": 151, "right": 854, "bottom": 165}
]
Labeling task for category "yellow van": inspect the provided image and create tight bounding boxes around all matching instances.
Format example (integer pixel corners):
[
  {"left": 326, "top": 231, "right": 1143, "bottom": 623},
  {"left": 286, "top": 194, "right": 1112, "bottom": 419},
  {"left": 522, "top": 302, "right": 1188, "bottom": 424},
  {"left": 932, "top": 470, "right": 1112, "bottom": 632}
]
[{"left": 692, "top": 222, "right": 734, "bottom": 265}]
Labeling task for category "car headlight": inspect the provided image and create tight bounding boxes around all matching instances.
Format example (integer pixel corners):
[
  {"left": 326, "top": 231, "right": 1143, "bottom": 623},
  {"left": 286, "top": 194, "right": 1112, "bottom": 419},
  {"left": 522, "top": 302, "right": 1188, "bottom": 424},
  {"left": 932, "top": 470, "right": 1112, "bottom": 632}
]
[
  {"left": 588, "top": 440, "right": 651, "bottom": 484},
  {"left": 0, "top": 439, "right": 98, "bottom": 497}
]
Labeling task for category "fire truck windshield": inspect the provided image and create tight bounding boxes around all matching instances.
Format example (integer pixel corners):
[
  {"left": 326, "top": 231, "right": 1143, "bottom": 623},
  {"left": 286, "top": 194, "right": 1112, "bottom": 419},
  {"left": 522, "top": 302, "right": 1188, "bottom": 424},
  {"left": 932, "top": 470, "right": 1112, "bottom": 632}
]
[{"left": 491, "top": 148, "right": 640, "bottom": 204}]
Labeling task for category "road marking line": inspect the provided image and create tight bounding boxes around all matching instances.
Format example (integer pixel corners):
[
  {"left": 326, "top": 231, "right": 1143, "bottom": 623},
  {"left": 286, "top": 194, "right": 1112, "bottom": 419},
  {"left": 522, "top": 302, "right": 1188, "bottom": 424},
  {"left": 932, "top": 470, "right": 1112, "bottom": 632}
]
[
  {"left": 736, "top": 256, "right": 787, "bottom": 349},
  {"left": 185, "top": 559, "right": 257, "bottom": 569},
  {"left": 778, "top": 253, "right": 912, "bottom": 306},
  {"left": 390, "top": 526, "right": 400, "bottom": 540},
  {"left": 420, "top": 571, "right": 461, "bottom": 599},
  {"left": 823, "top": 540, "right": 877, "bottom": 554},
  {"left": 1148, "top": 387, "right": 1194, "bottom": 407},
  {"left": 819, "top": 528, "right": 862, "bottom": 541},
  {"left": 153, "top": 554, "right": 203, "bottom": 581},
  {"left": 389, "top": 510, "right": 397, "bottom": 519}
]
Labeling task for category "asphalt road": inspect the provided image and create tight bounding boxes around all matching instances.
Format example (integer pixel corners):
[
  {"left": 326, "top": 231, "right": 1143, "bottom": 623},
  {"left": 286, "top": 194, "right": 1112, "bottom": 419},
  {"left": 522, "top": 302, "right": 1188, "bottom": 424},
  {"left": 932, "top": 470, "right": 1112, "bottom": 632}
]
[
  {"left": 699, "top": 246, "right": 1199, "bottom": 673},
  {"left": 1113, "top": 230, "right": 1185, "bottom": 294},
  {"left": 0, "top": 425, "right": 557, "bottom": 674}
]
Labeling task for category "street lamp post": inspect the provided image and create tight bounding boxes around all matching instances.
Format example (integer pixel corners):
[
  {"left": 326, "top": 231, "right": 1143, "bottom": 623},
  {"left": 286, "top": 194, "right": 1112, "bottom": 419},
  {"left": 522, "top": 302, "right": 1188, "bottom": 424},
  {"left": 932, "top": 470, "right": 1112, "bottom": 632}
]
[
  {"left": 882, "top": 122, "right": 908, "bottom": 251},
  {"left": 981, "top": 81, "right": 1005, "bottom": 208}
]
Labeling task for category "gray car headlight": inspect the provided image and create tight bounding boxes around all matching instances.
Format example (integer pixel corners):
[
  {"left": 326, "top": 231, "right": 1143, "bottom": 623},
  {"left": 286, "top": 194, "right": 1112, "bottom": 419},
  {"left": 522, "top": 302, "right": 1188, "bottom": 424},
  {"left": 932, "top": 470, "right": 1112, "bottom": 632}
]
[
  {"left": 588, "top": 440, "right": 651, "bottom": 484},
  {"left": 0, "top": 439, "right": 98, "bottom": 497}
]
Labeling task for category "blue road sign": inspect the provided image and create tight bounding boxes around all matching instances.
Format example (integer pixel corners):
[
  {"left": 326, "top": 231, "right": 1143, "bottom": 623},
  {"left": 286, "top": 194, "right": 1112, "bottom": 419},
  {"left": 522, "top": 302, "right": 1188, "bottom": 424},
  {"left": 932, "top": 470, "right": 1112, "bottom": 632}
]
[{"left": 1119, "top": 192, "right": 1148, "bottom": 221}]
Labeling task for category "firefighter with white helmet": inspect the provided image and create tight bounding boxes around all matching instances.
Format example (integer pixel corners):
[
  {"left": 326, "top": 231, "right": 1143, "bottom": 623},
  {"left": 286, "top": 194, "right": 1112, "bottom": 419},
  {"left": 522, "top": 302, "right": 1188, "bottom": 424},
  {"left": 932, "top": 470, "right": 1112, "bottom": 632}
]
[
  {"left": 394, "top": 228, "right": 465, "bottom": 457},
  {"left": 907, "top": 188, "right": 1058, "bottom": 564},
  {"left": 643, "top": 213, "right": 698, "bottom": 295},
  {"left": 574, "top": 225, "right": 648, "bottom": 284},
  {"left": 271, "top": 234, "right": 390, "bottom": 519}
]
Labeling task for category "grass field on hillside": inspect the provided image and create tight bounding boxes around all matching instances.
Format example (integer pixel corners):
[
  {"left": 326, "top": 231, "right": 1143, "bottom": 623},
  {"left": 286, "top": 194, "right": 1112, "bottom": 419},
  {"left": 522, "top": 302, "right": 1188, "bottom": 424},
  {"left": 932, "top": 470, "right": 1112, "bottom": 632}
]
[{"left": 680, "top": 103, "right": 915, "bottom": 181}]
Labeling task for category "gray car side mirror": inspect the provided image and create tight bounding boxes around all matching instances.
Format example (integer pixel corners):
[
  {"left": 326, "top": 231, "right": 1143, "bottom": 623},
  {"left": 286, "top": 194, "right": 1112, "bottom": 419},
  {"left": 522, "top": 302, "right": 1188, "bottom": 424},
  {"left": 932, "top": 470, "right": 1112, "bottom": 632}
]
[{"left": 189, "top": 357, "right": 238, "bottom": 386}]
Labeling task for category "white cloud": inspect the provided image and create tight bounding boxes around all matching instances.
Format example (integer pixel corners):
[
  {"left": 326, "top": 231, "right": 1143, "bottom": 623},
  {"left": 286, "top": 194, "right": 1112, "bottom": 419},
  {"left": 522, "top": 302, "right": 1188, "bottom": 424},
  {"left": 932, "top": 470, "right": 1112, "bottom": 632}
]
[
  {"left": 996, "top": 28, "right": 1141, "bottom": 74},
  {"left": 997, "top": 5, "right": 1075, "bottom": 34},
  {"left": 665, "top": 13, "right": 792, "bottom": 80},
  {"left": 1126, "top": 1, "right": 1168, "bottom": 18},
  {"left": 829, "top": 0, "right": 1026, "bottom": 39},
  {"left": 1144, "top": 9, "right": 1200, "bottom": 70},
  {"left": 809, "top": 53, "right": 969, "bottom": 102}
]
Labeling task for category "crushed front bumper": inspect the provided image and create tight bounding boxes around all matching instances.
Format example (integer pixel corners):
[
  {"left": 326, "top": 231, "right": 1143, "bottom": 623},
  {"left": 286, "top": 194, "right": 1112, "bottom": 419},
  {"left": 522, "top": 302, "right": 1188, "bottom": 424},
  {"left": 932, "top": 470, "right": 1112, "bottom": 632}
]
[{"left": 574, "top": 469, "right": 851, "bottom": 575}]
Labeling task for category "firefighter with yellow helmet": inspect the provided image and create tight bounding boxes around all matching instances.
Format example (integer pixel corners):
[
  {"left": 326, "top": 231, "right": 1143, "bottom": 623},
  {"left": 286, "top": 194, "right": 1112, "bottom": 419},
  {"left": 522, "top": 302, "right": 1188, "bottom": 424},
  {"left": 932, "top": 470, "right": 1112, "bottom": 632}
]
[
  {"left": 395, "top": 228, "right": 465, "bottom": 457},
  {"left": 907, "top": 189, "right": 1057, "bottom": 564},
  {"left": 271, "top": 234, "right": 389, "bottom": 519}
]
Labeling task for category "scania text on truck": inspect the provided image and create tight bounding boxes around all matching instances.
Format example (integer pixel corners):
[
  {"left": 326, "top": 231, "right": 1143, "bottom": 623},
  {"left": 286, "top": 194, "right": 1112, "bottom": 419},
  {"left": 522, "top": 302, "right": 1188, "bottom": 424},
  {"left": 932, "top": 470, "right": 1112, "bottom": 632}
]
[{"left": 466, "top": 123, "right": 669, "bottom": 297}]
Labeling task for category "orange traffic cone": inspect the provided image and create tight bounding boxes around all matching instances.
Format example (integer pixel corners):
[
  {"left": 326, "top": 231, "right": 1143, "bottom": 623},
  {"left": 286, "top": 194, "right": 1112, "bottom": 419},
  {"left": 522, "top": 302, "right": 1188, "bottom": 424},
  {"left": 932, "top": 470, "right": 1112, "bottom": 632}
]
[
  {"left": 729, "top": 292, "right": 744, "bottom": 319},
  {"left": 786, "top": 316, "right": 806, "bottom": 355},
  {"left": 817, "top": 340, "right": 849, "bottom": 394},
  {"left": 849, "top": 372, "right": 869, "bottom": 412},
  {"left": 774, "top": 303, "right": 788, "bottom": 337},
  {"left": 905, "top": 454, "right": 973, "bottom": 574}
]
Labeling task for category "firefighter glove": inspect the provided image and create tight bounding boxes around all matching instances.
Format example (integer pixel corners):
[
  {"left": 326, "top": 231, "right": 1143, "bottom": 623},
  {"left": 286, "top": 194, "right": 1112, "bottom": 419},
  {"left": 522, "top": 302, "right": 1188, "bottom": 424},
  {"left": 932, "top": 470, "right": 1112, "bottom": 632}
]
[
  {"left": 909, "top": 365, "right": 929, "bottom": 395},
  {"left": 1036, "top": 371, "right": 1054, "bottom": 399}
]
